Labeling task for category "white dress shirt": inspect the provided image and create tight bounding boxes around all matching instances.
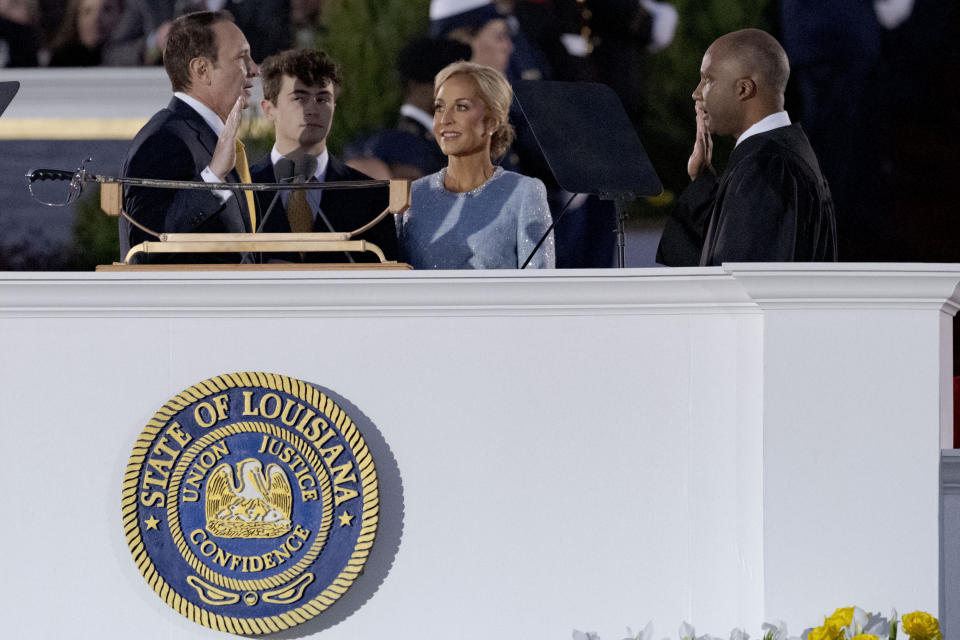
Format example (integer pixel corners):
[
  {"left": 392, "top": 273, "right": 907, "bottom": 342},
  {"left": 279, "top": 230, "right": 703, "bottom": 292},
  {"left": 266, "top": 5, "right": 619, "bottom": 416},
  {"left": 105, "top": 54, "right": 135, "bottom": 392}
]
[
  {"left": 173, "top": 91, "right": 235, "bottom": 203},
  {"left": 736, "top": 110, "right": 792, "bottom": 147}
]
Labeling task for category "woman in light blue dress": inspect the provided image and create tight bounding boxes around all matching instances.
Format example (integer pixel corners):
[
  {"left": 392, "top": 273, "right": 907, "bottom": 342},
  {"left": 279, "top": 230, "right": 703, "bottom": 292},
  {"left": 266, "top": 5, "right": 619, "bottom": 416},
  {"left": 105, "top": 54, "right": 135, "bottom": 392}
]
[{"left": 396, "top": 61, "right": 555, "bottom": 269}]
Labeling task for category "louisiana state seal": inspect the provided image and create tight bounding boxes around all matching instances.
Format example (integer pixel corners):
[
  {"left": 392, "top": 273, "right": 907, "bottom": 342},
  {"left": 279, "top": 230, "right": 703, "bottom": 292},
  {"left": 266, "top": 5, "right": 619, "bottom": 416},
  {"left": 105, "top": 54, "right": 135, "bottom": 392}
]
[{"left": 122, "top": 372, "right": 378, "bottom": 633}]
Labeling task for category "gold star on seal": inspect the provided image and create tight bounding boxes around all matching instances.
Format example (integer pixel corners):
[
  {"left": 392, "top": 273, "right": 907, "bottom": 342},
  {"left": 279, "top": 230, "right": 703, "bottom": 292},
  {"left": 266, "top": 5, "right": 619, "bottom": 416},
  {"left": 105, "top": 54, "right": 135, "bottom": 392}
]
[
  {"left": 145, "top": 515, "right": 160, "bottom": 530},
  {"left": 338, "top": 512, "right": 354, "bottom": 527}
]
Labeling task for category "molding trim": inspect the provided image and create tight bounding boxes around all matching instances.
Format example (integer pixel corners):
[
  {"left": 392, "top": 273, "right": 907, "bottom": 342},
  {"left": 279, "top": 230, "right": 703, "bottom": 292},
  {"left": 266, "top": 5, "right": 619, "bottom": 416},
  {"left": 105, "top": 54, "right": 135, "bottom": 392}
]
[
  {"left": 943, "top": 450, "right": 960, "bottom": 493},
  {"left": 725, "top": 263, "right": 960, "bottom": 313},
  {"left": 2, "top": 264, "right": 960, "bottom": 318},
  {"left": 0, "top": 268, "right": 755, "bottom": 318}
]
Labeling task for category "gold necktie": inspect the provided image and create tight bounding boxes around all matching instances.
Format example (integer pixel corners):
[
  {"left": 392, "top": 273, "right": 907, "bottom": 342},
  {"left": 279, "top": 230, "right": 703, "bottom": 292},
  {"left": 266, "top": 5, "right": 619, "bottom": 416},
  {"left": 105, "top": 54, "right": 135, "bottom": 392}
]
[
  {"left": 286, "top": 185, "right": 314, "bottom": 234},
  {"left": 234, "top": 139, "right": 257, "bottom": 232}
]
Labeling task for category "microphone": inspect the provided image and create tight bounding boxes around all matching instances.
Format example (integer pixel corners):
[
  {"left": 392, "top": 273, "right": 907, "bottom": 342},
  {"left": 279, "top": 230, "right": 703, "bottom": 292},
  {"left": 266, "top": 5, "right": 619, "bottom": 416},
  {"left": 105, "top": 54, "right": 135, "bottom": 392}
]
[
  {"left": 277, "top": 156, "right": 298, "bottom": 182},
  {"left": 293, "top": 155, "right": 318, "bottom": 183},
  {"left": 260, "top": 154, "right": 354, "bottom": 263}
]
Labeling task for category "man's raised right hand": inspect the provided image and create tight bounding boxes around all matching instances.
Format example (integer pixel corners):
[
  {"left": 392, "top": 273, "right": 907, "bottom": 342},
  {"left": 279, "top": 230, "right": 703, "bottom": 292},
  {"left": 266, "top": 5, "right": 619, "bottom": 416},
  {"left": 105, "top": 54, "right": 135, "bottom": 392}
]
[{"left": 209, "top": 96, "right": 244, "bottom": 180}]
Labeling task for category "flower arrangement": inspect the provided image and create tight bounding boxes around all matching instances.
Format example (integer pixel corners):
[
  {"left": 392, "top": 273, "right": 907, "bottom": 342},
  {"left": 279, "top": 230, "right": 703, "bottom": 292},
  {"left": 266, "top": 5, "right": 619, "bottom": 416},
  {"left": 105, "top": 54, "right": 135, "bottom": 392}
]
[{"left": 572, "top": 607, "right": 943, "bottom": 640}]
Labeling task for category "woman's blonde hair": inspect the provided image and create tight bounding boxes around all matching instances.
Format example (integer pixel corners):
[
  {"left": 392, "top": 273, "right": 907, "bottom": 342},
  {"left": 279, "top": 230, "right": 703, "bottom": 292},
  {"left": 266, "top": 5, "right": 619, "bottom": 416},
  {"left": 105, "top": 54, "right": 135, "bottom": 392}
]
[{"left": 434, "top": 60, "right": 515, "bottom": 161}]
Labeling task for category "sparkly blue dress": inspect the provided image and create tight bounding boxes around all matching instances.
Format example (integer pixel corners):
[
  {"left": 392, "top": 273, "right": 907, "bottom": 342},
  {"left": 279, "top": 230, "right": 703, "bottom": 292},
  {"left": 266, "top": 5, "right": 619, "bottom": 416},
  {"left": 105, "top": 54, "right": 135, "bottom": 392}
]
[{"left": 397, "top": 167, "right": 555, "bottom": 269}]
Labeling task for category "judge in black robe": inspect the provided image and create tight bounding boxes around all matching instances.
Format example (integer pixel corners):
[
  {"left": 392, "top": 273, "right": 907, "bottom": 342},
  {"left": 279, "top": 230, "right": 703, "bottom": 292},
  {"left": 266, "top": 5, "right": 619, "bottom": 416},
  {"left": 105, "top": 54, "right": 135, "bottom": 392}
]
[
  {"left": 658, "top": 122, "right": 837, "bottom": 266},
  {"left": 657, "top": 29, "right": 838, "bottom": 267}
]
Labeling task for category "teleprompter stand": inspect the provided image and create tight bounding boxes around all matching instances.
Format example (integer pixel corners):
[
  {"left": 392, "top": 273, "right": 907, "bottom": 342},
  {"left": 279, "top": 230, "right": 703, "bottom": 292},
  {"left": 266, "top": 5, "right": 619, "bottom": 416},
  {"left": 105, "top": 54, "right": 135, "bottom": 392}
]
[
  {"left": 513, "top": 81, "right": 662, "bottom": 267},
  {"left": 0, "top": 81, "right": 19, "bottom": 118}
]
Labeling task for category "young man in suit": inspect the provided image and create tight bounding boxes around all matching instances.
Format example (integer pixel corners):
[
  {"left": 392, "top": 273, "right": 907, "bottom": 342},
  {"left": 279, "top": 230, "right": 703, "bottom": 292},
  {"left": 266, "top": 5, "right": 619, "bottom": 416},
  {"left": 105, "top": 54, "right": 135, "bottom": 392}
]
[
  {"left": 251, "top": 49, "right": 398, "bottom": 263},
  {"left": 119, "top": 10, "right": 259, "bottom": 263}
]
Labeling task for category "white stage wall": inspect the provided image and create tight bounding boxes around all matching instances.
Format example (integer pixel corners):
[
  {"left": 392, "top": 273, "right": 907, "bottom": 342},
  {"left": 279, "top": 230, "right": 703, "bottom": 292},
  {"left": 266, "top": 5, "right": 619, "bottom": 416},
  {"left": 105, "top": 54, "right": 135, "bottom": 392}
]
[{"left": 0, "top": 264, "right": 955, "bottom": 639}]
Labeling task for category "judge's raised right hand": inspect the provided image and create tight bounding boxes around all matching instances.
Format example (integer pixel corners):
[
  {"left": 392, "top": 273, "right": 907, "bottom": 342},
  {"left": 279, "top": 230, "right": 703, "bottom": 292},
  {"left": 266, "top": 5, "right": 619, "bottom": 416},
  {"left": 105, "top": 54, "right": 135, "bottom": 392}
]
[
  {"left": 687, "top": 103, "right": 713, "bottom": 181},
  {"left": 209, "top": 96, "right": 244, "bottom": 181}
]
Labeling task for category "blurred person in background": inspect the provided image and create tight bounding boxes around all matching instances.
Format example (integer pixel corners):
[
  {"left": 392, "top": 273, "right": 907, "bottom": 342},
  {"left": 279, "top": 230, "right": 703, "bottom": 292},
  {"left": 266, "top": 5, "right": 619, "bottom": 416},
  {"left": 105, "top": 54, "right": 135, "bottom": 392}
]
[
  {"left": 778, "top": 0, "right": 893, "bottom": 261},
  {"left": 506, "top": 0, "right": 676, "bottom": 128},
  {"left": 394, "top": 37, "right": 472, "bottom": 167},
  {"left": 776, "top": 0, "right": 951, "bottom": 263},
  {"left": 431, "top": 0, "right": 513, "bottom": 74},
  {"left": 345, "top": 37, "right": 472, "bottom": 180},
  {"left": 0, "top": 0, "right": 32, "bottom": 23},
  {"left": 34, "top": 0, "right": 68, "bottom": 52},
  {"left": 103, "top": 0, "right": 291, "bottom": 66},
  {"left": 0, "top": 0, "right": 38, "bottom": 66},
  {"left": 49, "top": 0, "right": 123, "bottom": 66},
  {"left": 291, "top": 0, "right": 323, "bottom": 49}
]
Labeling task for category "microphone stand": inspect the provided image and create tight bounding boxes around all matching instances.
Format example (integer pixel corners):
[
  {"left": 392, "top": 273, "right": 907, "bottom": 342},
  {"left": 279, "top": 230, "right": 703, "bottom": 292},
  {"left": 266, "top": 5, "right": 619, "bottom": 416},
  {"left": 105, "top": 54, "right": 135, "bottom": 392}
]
[
  {"left": 255, "top": 180, "right": 291, "bottom": 233},
  {"left": 246, "top": 158, "right": 296, "bottom": 263}
]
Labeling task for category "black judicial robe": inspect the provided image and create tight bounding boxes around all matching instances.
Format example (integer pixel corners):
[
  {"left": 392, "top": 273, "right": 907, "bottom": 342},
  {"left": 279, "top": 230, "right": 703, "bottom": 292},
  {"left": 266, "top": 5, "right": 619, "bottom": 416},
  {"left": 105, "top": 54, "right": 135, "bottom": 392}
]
[{"left": 657, "top": 123, "right": 837, "bottom": 266}]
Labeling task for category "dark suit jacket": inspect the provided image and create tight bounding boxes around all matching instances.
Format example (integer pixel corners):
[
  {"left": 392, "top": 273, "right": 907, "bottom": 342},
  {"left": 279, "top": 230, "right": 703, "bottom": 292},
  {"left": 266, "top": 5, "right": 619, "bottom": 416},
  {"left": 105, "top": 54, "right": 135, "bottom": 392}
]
[
  {"left": 250, "top": 153, "right": 398, "bottom": 263},
  {"left": 396, "top": 113, "right": 446, "bottom": 175},
  {"left": 119, "top": 97, "right": 252, "bottom": 264},
  {"left": 0, "top": 17, "right": 39, "bottom": 67}
]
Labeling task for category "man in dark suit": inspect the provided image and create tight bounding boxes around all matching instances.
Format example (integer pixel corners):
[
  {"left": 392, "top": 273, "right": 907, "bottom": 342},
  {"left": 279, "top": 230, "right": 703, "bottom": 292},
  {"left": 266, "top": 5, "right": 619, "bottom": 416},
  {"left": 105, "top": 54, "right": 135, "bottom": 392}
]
[
  {"left": 118, "top": 11, "right": 259, "bottom": 264},
  {"left": 251, "top": 49, "right": 398, "bottom": 263},
  {"left": 657, "top": 28, "right": 837, "bottom": 266}
]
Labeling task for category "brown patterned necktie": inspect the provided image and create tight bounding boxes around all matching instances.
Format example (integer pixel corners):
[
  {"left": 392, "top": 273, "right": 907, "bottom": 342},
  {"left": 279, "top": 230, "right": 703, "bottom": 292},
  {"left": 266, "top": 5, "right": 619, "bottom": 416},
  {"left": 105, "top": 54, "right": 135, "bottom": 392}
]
[{"left": 286, "top": 185, "right": 314, "bottom": 233}]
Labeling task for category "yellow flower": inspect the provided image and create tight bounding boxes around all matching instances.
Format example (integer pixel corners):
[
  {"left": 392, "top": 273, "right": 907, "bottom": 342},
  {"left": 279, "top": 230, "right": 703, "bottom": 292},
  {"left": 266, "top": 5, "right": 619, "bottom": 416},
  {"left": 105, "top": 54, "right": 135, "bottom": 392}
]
[
  {"left": 902, "top": 611, "right": 943, "bottom": 640},
  {"left": 850, "top": 635, "right": 878, "bottom": 640},
  {"left": 826, "top": 607, "right": 856, "bottom": 628},
  {"left": 807, "top": 623, "right": 845, "bottom": 640}
]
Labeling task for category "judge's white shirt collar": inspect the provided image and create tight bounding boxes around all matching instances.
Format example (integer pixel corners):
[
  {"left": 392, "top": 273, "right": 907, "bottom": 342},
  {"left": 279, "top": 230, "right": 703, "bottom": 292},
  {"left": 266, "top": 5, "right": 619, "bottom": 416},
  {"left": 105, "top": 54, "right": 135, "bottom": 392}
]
[
  {"left": 736, "top": 111, "right": 791, "bottom": 147},
  {"left": 400, "top": 103, "right": 435, "bottom": 135},
  {"left": 174, "top": 92, "right": 225, "bottom": 136},
  {"left": 270, "top": 146, "right": 330, "bottom": 182}
]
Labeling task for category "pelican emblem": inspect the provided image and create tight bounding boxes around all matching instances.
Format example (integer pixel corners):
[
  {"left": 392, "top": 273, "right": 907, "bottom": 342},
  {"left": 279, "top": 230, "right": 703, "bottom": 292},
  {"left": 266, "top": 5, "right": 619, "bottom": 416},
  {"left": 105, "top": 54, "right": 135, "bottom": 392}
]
[{"left": 205, "top": 458, "right": 293, "bottom": 538}]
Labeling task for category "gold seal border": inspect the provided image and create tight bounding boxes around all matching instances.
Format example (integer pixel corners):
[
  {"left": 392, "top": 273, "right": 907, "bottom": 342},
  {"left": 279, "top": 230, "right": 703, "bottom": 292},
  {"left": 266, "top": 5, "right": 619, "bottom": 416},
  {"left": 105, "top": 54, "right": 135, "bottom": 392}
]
[
  {"left": 121, "top": 372, "right": 380, "bottom": 634},
  {"left": 166, "top": 422, "right": 335, "bottom": 592}
]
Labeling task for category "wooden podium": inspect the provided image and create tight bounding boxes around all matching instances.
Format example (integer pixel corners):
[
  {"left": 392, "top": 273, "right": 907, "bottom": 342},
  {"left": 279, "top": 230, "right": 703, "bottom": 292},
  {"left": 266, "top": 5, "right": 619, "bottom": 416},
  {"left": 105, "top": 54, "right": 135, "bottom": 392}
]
[
  {"left": 96, "top": 263, "right": 412, "bottom": 271},
  {"left": 100, "top": 177, "right": 412, "bottom": 268},
  {"left": 0, "top": 264, "right": 956, "bottom": 638}
]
